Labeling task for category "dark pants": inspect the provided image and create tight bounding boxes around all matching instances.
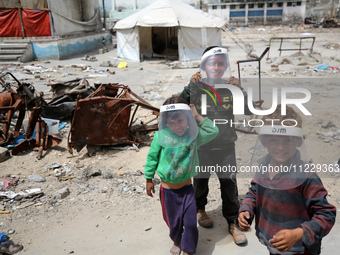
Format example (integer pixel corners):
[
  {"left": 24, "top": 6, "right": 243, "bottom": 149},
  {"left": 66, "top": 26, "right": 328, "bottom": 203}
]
[
  {"left": 160, "top": 185, "right": 198, "bottom": 254},
  {"left": 270, "top": 251, "right": 311, "bottom": 255},
  {"left": 194, "top": 148, "right": 239, "bottom": 224}
]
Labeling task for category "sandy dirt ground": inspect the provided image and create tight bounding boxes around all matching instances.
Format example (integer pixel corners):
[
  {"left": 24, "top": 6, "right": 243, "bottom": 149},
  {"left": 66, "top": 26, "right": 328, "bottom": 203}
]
[{"left": 0, "top": 25, "right": 340, "bottom": 255}]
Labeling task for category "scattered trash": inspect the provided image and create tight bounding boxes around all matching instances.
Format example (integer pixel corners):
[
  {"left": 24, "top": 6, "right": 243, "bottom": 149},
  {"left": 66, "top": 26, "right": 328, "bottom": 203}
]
[
  {"left": 0, "top": 232, "right": 7, "bottom": 242},
  {"left": 81, "top": 55, "right": 97, "bottom": 62},
  {"left": 28, "top": 174, "right": 46, "bottom": 182},
  {"left": 100, "top": 61, "right": 113, "bottom": 67},
  {"left": 98, "top": 48, "right": 109, "bottom": 54},
  {"left": 316, "top": 64, "right": 329, "bottom": 70},
  {"left": 117, "top": 61, "right": 127, "bottom": 69},
  {"left": 322, "top": 18, "right": 340, "bottom": 28},
  {"left": 7, "top": 229, "right": 15, "bottom": 235},
  {"left": 49, "top": 163, "right": 62, "bottom": 169},
  {"left": 0, "top": 188, "right": 43, "bottom": 200},
  {"left": 323, "top": 42, "right": 340, "bottom": 49},
  {"left": 144, "top": 226, "right": 152, "bottom": 231},
  {"left": 59, "top": 122, "right": 67, "bottom": 131}
]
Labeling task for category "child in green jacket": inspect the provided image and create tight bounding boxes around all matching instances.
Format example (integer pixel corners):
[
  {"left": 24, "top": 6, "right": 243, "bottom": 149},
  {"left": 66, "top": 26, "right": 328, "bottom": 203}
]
[{"left": 144, "top": 96, "right": 218, "bottom": 255}]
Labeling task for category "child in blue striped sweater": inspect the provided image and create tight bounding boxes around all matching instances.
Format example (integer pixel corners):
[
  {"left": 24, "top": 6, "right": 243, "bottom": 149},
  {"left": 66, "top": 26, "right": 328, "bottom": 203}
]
[{"left": 238, "top": 105, "right": 336, "bottom": 255}]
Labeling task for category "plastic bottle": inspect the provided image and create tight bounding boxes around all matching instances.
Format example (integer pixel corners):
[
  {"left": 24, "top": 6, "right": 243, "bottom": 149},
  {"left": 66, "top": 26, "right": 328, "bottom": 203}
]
[{"left": 28, "top": 174, "right": 46, "bottom": 182}]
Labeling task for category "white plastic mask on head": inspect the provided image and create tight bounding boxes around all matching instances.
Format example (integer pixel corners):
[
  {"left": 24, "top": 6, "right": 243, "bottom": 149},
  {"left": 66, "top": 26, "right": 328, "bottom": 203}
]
[
  {"left": 158, "top": 104, "right": 198, "bottom": 148},
  {"left": 248, "top": 125, "right": 312, "bottom": 190},
  {"left": 200, "top": 47, "right": 231, "bottom": 87}
]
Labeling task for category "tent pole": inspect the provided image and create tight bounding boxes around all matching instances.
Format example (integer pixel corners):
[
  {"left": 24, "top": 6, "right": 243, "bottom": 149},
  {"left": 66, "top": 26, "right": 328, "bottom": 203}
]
[
  {"left": 165, "top": 28, "right": 168, "bottom": 60},
  {"left": 17, "top": 0, "right": 26, "bottom": 38},
  {"left": 102, "top": 0, "right": 106, "bottom": 29},
  {"left": 177, "top": 21, "right": 188, "bottom": 67}
]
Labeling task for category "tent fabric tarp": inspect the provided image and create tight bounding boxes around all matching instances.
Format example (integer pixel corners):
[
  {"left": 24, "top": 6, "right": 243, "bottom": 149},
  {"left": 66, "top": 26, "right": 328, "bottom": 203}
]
[
  {"left": 48, "top": 0, "right": 102, "bottom": 36},
  {"left": 0, "top": 0, "right": 101, "bottom": 37},
  {"left": 0, "top": 8, "right": 51, "bottom": 37},
  {"left": 114, "top": 0, "right": 225, "bottom": 62}
]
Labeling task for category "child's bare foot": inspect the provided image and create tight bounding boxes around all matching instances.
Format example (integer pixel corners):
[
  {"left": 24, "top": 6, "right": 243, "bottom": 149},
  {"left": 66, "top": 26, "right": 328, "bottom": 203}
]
[{"left": 170, "top": 242, "right": 181, "bottom": 255}]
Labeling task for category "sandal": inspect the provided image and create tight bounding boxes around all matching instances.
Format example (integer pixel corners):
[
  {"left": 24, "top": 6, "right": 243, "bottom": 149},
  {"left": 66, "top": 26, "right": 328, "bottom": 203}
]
[
  {"left": 197, "top": 209, "right": 213, "bottom": 228},
  {"left": 0, "top": 239, "right": 23, "bottom": 254}
]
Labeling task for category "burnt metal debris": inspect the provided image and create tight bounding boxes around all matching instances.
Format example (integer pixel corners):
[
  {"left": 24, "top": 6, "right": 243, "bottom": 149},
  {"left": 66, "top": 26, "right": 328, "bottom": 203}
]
[
  {"left": 0, "top": 72, "right": 61, "bottom": 158},
  {"left": 68, "top": 83, "right": 159, "bottom": 156},
  {"left": 42, "top": 78, "right": 95, "bottom": 120},
  {"left": 11, "top": 104, "right": 62, "bottom": 159},
  {"left": 1, "top": 73, "right": 160, "bottom": 158},
  {"left": 322, "top": 18, "right": 340, "bottom": 28},
  {"left": 0, "top": 72, "right": 40, "bottom": 146}
]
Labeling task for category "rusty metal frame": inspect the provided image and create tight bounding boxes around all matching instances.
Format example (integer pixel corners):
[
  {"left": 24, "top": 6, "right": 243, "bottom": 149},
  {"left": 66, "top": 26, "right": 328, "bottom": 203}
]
[
  {"left": 1, "top": 72, "right": 61, "bottom": 157},
  {"left": 67, "top": 83, "right": 159, "bottom": 155},
  {"left": 266, "top": 37, "right": 315, "bottom": 59},
  {"left": 11, "top": 105, "right": 62, "bottom": 159},
  {"left": 236, "top": 47, "right": 269, "bottom": 134},
  {"left": 237, "top": 47, "right": 270, "bottom": 102},
  {"left": 0, "top": 72, "right": 29, "bottom": 145}
]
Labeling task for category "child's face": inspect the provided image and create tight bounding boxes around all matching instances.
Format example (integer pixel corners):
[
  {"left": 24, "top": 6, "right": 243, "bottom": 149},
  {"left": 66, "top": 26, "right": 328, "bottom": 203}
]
[
  {"left": 167, "top": 112, "right": 188, "bottom": 136},
  {"left": 263, "top": 135, "right": 299, "bottom": 165},
  {"left": 203, "top": 55, "right": 227, "bottom": 80}
]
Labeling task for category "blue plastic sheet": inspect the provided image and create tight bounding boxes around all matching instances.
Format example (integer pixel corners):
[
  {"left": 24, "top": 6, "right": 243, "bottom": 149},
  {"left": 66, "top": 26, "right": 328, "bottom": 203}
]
[
  {"left": 58, "top": 122, "right": 67, "bottom": 131},
  {"left": 0, "top": 232, "right": 7, "bottom": 243},
  {"left": 316, "top": 64, "right": 329, "bottom": 70}
]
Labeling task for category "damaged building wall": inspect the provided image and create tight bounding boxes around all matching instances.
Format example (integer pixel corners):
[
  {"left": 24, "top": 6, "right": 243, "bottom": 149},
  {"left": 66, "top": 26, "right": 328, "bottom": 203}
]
[
  {"left": 48, "top": 0, "right": 102, "bottom": 36},
  {"left": 207, "top": 1, "right": 308, "bottom": 25},
  {"left": 0, "top": 0, "right": 47, "bottom": 8},
  {"left": 305, "top": 0, "right": 339, "bottom": 19},
  {"left": 282, "top": 2, "right": 307, "bottom": 24},
  {"left": 206, "top": 0, "right": 340, "bottom": 25}
]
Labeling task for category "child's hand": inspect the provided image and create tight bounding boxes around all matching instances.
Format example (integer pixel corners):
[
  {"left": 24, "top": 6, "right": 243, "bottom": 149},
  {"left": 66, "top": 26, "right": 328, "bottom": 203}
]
[
  {"left": 190, "top": 71, "right": 202, "bottom": 84},
  {"left": 228, "top": 76, "right": 240, "bottom": 88},
  {"left": 189, "top": 104, "right": 204, "bottom": 123},
  {"left": 269, "top": 228, "right": 304, "bottom": 252},
  {"left": 238, "top": 211, "right": 251, "bottom": 231},
  {"left": 146, "top": 179, "right": 155, "bottom": 197}
]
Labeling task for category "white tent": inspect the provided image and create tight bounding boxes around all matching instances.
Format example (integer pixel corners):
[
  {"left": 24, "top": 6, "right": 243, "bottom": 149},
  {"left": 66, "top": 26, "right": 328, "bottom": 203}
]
[{"left": 114, "top": 0, "right": 225, "bottom": 62}]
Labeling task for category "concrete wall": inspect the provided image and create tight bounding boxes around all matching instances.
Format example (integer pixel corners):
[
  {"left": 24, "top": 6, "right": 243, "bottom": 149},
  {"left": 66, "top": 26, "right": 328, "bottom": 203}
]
[
  {"left": 282, "top": 2, "right": 306, "bottom": 24},
  {"left": 20, "top": 43, "right": 33, "bottom": 62},
  {"left": 31, "top": 32, "right": 112, "bottom": 60}
]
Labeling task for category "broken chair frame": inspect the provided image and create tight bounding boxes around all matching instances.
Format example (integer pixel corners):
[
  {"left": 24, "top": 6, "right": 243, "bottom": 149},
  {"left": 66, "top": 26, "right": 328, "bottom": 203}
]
[{"left": 67, "top": 83, "right": 160, "bottom": 155}]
